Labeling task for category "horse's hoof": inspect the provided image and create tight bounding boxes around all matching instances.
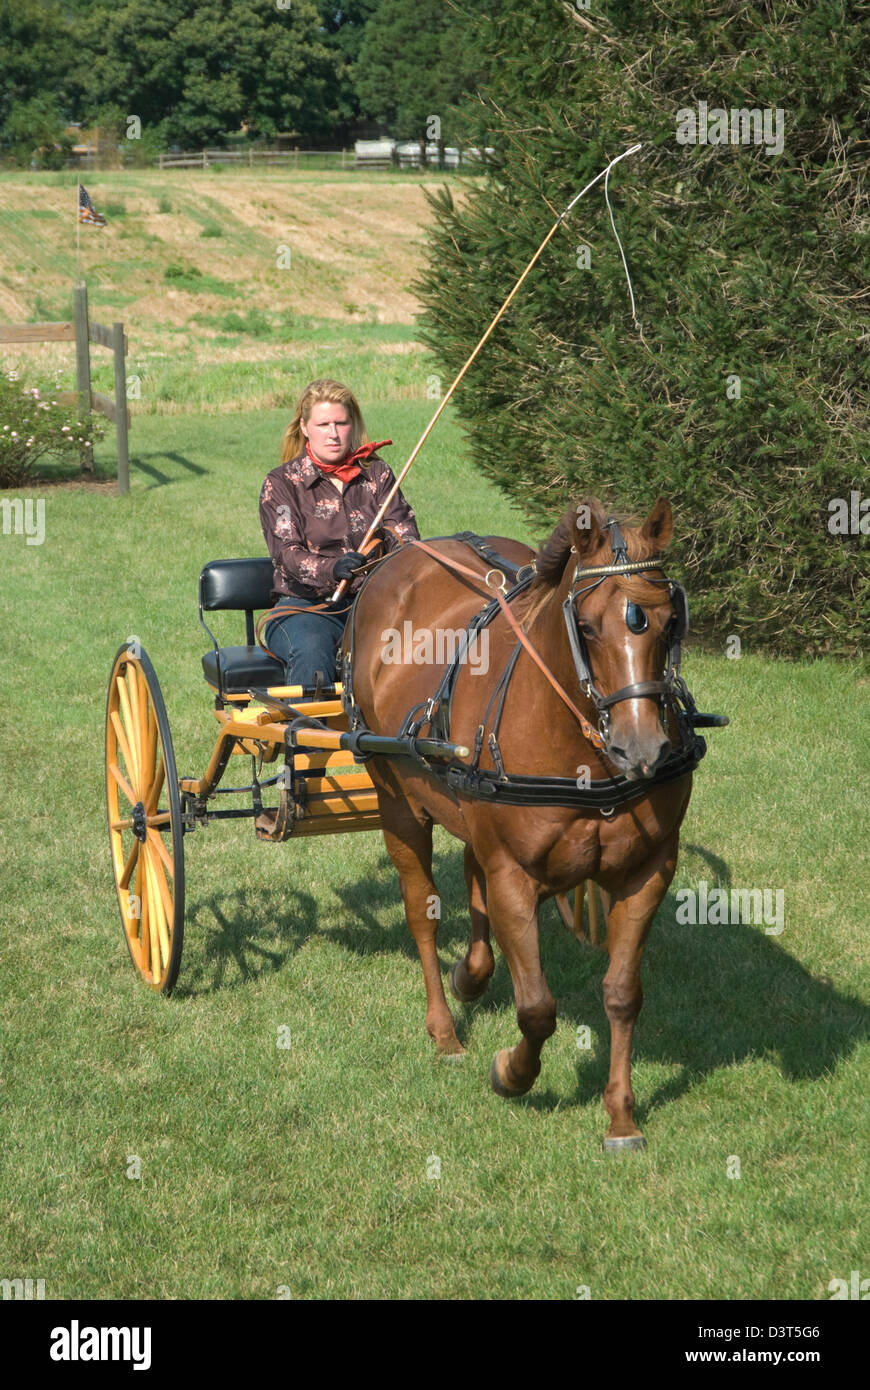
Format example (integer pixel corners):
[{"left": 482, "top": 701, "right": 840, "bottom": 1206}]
[
  {"left": 603, "top": 1134, "right": 647, "bottom": 1152},
  {"left": 448, "top": 960, "right": 487, "bottom": 1003},
  {"left": 489, "top": 1050, "right": 533, "bottom": 1099},
  {"left": 436, "top": 1043, "right": 466, "bottom": 1061}
]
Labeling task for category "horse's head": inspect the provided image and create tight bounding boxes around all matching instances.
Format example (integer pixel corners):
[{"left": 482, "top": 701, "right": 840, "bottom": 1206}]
[{"left": 529, "top": 496, "right": 686, "bottom": 781}]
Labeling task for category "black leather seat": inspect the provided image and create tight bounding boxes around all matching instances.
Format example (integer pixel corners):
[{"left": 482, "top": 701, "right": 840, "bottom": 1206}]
[
  {"left": 201, "top": 645, "right": 285, "bottom": 693},
  {"left": 199, "top": 558, "right": 285, "bottom": 695}
]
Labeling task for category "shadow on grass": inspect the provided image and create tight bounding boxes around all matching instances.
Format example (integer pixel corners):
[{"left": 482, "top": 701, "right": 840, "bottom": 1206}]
[
  {"left": 132, "top": 451, "right": 207, "bottom": 488},
  {"left": 177, "top": 882, "right": 320, "bottom": 996},
  {"left": 179, "top": 837, "right": 870, "bottom": 1129},
  {"left": 322, "top": 840, "right": 870, "bottom": 1125}
]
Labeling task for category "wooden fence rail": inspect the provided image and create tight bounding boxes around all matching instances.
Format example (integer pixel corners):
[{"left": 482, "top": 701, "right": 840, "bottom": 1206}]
[{"left": 156, "top": 148, "right": 352, "bottom": 170}]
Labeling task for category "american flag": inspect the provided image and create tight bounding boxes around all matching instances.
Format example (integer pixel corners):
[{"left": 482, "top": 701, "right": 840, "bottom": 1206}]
[{"left": 78, "top": 184, "right": 106, "bottom": 227}]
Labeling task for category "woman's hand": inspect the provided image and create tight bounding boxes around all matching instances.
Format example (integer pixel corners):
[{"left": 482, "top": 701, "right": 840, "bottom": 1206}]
[{"left": 331, "top": 551, "right": 367, "bottom": 582}]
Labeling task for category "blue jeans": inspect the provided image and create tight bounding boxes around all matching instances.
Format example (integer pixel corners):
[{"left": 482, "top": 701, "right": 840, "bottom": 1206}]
[{"left": 263, "top": 595, "right": 352, "bottom": 689}]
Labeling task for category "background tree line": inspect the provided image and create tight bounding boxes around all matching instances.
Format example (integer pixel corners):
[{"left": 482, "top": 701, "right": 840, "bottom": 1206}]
[
  {"left": 0, "top": 0, "right": 483, "bottom": 162},
  {"left": 1, "top": 0, "right": 864, "bottom": 654}
]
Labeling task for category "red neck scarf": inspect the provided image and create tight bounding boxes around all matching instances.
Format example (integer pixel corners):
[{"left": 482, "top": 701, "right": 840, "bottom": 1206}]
[{"left": 306, "top": 439, "right": 392, "bottom": 484}]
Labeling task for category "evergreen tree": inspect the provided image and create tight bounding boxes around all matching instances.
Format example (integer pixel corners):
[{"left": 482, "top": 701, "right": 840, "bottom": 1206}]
[{"left": 415, "top": 0, "right": 869, "bottom": 656}]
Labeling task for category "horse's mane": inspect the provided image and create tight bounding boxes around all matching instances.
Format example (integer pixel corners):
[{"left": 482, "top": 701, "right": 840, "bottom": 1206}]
[{"left": 516, "top": 500, "right": 671, "bottom": 628}]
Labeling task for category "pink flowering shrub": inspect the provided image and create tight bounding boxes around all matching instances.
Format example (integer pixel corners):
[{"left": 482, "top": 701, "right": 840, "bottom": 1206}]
[{"left": 0, "top": 369, "right": 107, "bottom": 487}]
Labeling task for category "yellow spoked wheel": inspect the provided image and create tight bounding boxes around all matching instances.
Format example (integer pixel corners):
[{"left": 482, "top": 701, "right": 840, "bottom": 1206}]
[{"left": 106, "top": 642, "right": 185, "bottom": 993}]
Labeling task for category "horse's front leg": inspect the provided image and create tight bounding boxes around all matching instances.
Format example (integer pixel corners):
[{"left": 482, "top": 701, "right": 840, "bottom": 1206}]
[
  {"left": 483, "top": 861, "right": 556, "bottom": 1097},
  {"left": 374, "top": 773, "right": 465, "bottom": 1057},
  {"left": 600, "top": 841, "right": 679, "bottom": 1149}
]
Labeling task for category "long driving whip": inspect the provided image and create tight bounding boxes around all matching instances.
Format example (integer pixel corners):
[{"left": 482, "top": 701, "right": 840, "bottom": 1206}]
[{"left": 331, "top": 142, "right": 642, "bottom": 601}]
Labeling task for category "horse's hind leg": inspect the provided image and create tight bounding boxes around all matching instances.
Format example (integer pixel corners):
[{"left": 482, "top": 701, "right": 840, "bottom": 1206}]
[
  {"left": 377, "top": 787, "right": 464, "bottom": 1057},
  {"left": 449, "top": 845, "right": 495, "bottom": 1002}
]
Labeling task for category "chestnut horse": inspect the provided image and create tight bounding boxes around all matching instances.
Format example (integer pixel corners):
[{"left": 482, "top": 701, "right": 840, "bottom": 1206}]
[{"left": 342, "top": 496, "right": 704, "bottom": 1149}]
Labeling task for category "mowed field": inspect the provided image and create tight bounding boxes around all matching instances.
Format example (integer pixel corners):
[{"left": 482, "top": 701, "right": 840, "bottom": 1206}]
[
  {"left": 1, "top": 169, "right": 868, "bottom": 1303},
  {"left": 0, "top": 166, "right": 451, "bottom": 414}
]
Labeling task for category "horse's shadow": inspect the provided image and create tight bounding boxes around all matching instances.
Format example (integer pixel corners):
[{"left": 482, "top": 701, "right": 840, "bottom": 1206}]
[
  {"left": 178, "top": 846, "right": 869, "bottom": 1132},
  {"left": 324, "top": 842, "right": 869, "bottom": 1123}
]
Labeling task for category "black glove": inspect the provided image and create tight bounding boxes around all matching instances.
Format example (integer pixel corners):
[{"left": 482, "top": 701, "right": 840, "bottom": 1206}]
[{"left": 332, "top": 551, "right": 366, "bottom": 583}]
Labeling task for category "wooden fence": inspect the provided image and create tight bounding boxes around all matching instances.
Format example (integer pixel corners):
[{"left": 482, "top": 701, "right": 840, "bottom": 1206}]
[
  {"left": 156, "top": 148, "right": 353, "bottom": 170},
  {"left": 0, "top": 284, "right": 131, "bottom": 493}
]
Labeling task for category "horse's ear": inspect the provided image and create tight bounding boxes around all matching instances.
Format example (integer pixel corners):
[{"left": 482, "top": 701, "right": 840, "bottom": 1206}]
[
  {"left": 640, "top": 498, "right": 673, "bottom": 551},
  {"left": 573, "top": 497, "right": 607, "bottom": 560}
]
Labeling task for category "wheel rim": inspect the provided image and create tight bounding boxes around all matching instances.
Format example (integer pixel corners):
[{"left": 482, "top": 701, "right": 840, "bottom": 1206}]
[{"left": 106, "top": 643, "right": 185, "bottom": 993}]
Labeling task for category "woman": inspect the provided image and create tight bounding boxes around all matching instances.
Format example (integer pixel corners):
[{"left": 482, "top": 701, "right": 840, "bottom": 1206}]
[{"left": 259, "top": 378, "right": 420, "bottom": 690}]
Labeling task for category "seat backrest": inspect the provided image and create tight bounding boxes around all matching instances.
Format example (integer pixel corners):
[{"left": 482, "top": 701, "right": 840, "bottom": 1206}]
[{"left": 200, "top": 558, "right": 274, "bottom": 613}]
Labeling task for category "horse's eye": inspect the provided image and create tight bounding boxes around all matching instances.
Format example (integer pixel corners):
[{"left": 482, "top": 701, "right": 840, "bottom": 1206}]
[{"left": 626, "top": 602, "right": 648, "bottom": 633}]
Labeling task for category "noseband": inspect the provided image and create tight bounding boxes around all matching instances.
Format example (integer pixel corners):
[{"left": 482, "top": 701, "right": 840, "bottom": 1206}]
[{"left": 562, "top": 518, "right": 690, "bottom": 753}]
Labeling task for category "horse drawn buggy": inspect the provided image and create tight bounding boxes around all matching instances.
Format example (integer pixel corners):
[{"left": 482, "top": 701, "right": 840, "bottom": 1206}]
[{"left": 105, "top": 497, "right": 727, "bottom": 1149}]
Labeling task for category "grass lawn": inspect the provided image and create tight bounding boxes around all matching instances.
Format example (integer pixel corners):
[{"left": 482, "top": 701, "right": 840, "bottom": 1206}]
[
  {"left": 0, "top": 171, "right": 867, "bottom": 1303},
  {"left": 1, "top": 401, "right": 867, "bottom": 1301}
]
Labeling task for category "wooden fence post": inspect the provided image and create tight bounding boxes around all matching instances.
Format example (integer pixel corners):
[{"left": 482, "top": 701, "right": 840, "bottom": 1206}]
[
  {"left": 112, "top": 322, "right": 130, "bottom": 495},
  {"left": 73, "top": 283, "right": 93, "bottom": 475}
]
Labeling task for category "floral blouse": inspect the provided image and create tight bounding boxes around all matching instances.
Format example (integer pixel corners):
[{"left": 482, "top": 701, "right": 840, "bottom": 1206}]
[{"left": 259, "top": 447, "right": 420, "bottom": 601}]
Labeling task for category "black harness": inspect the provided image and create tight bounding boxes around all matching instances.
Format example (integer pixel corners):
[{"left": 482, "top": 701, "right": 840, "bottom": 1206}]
[{"left": 341, "top": 527, "right": 725, "bottom": 815}]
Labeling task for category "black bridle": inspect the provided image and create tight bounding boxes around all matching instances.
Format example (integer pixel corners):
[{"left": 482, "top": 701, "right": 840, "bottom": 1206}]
[{"left": 561, "top": 518, "right": 690, "bottom": 755}]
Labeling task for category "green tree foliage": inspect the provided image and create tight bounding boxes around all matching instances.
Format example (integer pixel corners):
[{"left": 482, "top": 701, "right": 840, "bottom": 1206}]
[
  {"left": 73, "top": 0, "right": 335, "bottom": 148},
  {"left": 415, "top": 0, "right": 869, "bottom": 656},
  {"left": 317, "top": 1, "right": 381, "bottom": 131},
  {"left": 0, "top": 0, "right": 76, "bottom": 160},
  {"left": 353, "top": 0, "right": 473, "bottom": 147}
]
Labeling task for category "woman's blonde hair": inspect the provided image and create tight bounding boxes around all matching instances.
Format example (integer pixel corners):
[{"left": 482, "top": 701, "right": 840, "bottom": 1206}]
[{"left": 280, "top": 379, "right": 368, "bottom": 463}]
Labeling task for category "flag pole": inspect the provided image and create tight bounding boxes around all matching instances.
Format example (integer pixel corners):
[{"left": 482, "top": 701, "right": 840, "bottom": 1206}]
[
  {"left": 329, "top": 142, "right": 642, "bottom": 601},
  {"left": 75, "top": 179, "right": 81, "bottom": 281}
]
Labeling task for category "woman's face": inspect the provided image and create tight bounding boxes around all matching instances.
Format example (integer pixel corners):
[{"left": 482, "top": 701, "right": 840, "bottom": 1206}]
[{"left": 301, "top": 400, "right": 353, "bottom": 465}]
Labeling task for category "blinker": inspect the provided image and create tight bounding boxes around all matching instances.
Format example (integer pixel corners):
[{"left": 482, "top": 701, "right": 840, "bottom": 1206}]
[{"left": 626, "top": 601, "right": 648, "bottom": 634}]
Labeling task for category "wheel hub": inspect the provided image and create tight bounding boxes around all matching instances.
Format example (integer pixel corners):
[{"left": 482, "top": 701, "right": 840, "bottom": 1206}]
[{"left": 131, "top": 801, "right": 148, "bottom": 842}]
